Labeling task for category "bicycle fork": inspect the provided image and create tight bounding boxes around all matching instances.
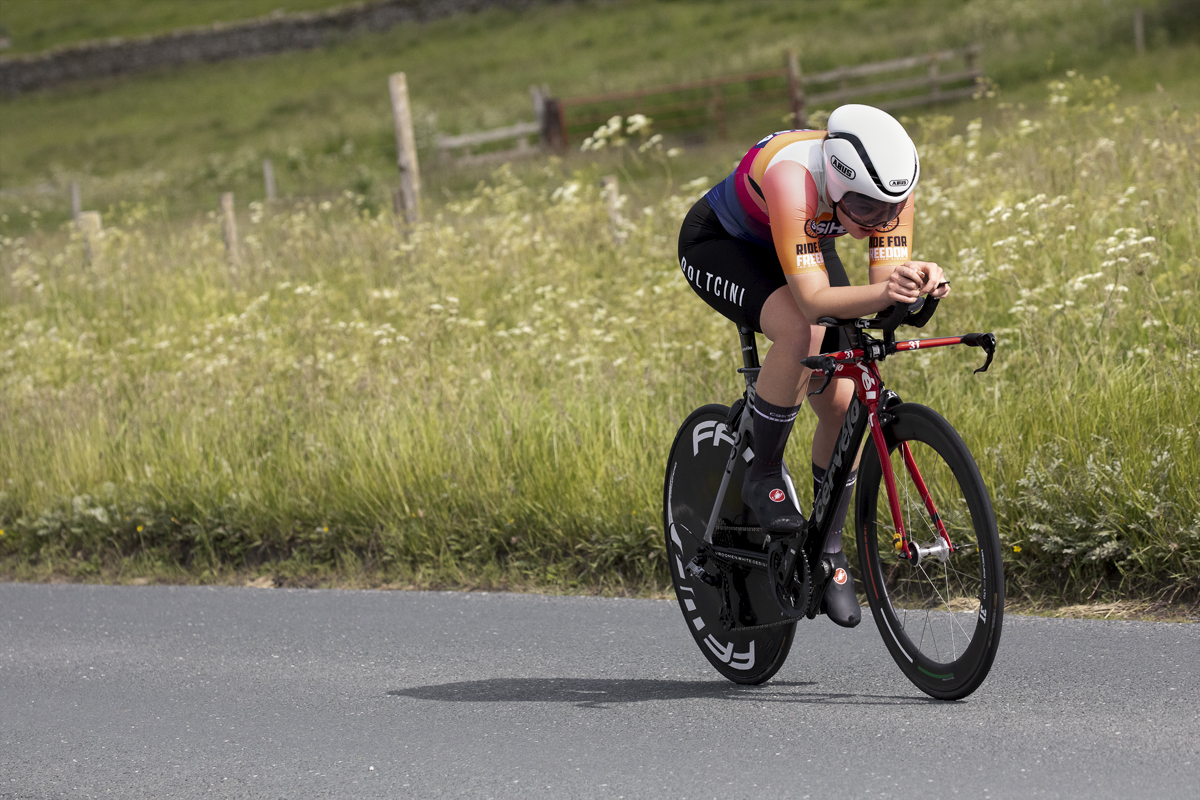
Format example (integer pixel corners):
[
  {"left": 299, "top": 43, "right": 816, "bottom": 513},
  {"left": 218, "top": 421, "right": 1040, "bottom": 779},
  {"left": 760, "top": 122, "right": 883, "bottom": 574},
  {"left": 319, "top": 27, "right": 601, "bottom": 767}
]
[{"left": 819, "top": 358, "right": 955, "bottom": 562}]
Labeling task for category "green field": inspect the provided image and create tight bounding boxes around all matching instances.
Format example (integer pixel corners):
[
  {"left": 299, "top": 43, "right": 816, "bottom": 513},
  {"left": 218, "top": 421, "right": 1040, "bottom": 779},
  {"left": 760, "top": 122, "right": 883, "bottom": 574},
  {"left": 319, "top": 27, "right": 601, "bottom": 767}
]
[
  {"left": 2, "top": 0, "right": 1199, "bottom": 233},
  {"left": 0, "top": 0, "right": 347, "bottom": 55},
  {"left": 1, "top": 0, "right": 1199, "bottom": 605}
]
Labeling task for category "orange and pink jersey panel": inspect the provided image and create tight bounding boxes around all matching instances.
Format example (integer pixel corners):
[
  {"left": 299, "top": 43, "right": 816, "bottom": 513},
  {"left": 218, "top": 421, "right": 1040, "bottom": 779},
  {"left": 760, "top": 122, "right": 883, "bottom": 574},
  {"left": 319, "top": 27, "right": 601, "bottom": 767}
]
[{"left": 704, "top": 130, "right": 914, "bottom": 277}]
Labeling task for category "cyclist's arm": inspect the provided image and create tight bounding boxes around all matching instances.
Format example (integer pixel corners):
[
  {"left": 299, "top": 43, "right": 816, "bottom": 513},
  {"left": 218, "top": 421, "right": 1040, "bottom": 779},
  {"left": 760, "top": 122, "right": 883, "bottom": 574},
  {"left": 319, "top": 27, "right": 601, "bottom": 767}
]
[
  {"left": 867, "top": 198, "right": 951, "bottom": 298},
  {"left": 761, "top": 160, "right": 893, "bottom": 319},
  {"left": 868, "top": 197, "right": 915, "bottom": 284}
]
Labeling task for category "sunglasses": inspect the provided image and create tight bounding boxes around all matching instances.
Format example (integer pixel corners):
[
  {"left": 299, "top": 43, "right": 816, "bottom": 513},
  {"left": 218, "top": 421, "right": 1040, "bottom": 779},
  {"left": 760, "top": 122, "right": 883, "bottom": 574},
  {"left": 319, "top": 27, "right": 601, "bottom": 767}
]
[{"left": 838, "top": 192, "right": 905, "bottom": 229}]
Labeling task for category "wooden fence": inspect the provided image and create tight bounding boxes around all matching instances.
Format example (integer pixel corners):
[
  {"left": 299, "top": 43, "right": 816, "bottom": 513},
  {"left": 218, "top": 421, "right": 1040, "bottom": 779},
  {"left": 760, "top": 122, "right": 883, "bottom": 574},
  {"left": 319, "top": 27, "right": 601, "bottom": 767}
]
[
  {"left": 437, "top": 120, "right": 541, "bottom": 164},
  {"left": 558, "top": 44, "right": 982, "bottom": 145},
  {"left": 435, "top": 85, "right": 564, "bottom": 164},
  {"left": 430, "top": 44, "right": 981, "bottom": 166}
]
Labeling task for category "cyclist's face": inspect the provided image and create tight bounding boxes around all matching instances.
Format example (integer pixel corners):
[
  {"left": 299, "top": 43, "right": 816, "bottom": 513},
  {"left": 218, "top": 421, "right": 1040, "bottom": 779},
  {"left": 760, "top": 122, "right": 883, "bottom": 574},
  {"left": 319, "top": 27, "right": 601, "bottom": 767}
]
[{"left": 835, "top": 205, "right": 883, "bottom": 240}]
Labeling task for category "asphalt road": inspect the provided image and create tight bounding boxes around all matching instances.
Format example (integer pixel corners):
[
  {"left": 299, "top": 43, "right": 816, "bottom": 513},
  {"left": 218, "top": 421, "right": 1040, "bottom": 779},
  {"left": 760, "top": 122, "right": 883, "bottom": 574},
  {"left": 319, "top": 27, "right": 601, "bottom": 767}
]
[{"left": 1, "top": 583, "right": 1197, "bottom": 799}]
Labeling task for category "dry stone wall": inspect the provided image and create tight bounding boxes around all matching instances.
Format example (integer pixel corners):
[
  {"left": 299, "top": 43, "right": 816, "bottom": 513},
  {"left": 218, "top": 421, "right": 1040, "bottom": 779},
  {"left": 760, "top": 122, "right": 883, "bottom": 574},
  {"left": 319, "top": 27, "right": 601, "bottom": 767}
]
[{"left": 0, "top": 0, "right": 551, "bottom": 96}]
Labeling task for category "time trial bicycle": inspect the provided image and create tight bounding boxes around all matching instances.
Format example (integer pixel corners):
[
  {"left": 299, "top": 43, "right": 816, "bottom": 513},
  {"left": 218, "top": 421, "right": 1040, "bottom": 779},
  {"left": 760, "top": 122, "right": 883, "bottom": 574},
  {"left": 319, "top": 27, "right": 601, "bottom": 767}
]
[{"left": 662, "top": 298, "right": 1003, "bottom": 700}]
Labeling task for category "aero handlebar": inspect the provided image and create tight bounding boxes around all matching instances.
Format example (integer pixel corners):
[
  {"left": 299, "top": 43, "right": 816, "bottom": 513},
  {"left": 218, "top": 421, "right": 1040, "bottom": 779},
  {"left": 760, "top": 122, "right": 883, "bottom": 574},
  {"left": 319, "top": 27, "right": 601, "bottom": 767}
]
[{"left": 815, "top": 294, "right": 942, "bottom": 335}]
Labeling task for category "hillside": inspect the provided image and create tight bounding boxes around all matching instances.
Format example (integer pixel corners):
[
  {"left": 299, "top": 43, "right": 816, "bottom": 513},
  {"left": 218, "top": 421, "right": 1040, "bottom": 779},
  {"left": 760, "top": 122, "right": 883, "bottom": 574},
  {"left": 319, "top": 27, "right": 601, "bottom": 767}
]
[
  {"left": 0, "top": 0, "right": 348, "bottom": 55},
  {"left": 1, "top": 0, "right": 1198, "bottom": 235}
]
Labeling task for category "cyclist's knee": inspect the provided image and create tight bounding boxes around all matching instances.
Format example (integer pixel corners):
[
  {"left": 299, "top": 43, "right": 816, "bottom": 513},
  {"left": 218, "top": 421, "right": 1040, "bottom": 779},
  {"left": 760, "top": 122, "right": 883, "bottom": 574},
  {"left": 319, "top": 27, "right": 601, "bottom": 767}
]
[
  {"left": 759, "top": 288, "right": 816, "bottom": 347},
  {"left": 809, "top": 377, "right": 854, "bottom": 419}
]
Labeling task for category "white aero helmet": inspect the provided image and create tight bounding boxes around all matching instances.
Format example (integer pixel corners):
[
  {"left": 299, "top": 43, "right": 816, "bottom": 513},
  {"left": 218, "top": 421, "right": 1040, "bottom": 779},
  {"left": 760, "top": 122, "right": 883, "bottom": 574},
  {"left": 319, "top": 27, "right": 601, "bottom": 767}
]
[{"left": 823, "top": 104, "right": 920, "bottom": 228}]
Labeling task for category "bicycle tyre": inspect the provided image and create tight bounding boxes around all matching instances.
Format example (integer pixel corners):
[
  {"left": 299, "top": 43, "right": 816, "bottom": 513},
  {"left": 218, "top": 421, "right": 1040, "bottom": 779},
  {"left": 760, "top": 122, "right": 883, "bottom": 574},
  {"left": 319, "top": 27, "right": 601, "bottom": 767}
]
[
  {"left": 855, "top": 403, "right": 1003, "bottom": 700},
  {"left": 664, "top": 404, "right": 795, "bottom": 685}
]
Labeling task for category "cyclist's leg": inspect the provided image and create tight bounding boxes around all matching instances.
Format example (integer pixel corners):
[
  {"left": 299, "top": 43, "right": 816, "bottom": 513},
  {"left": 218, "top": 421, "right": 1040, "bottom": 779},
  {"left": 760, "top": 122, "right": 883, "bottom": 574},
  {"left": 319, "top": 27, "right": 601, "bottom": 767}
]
[
  {"left": 807, "top": 238, "right": 858, "bottom": 547},
  {"left": 807, "top": 240, "right": 862, "bottom": 626},
  {"left": 755, "top": 288, "right": 823, "bottom": 404},
  {"left": 678, "top": 198, "right": 807, "bottom": 533},
  {"left": 677, "top": 198, "right": 774, "bottom": 332}
]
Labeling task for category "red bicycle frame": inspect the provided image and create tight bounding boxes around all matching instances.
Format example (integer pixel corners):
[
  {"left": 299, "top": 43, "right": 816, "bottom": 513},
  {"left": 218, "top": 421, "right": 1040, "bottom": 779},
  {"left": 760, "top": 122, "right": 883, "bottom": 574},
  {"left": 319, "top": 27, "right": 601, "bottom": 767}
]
[{"left": 814, "top": 333, "right": 982, "bottom": 559}]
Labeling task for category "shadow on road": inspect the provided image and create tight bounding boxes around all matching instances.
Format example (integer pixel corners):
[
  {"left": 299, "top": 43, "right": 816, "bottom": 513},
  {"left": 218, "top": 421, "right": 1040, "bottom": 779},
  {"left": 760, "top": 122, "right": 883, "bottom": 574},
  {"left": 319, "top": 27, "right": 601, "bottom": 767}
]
[{"left": 388, "top": 678, "right": 935, "bottom": 708}]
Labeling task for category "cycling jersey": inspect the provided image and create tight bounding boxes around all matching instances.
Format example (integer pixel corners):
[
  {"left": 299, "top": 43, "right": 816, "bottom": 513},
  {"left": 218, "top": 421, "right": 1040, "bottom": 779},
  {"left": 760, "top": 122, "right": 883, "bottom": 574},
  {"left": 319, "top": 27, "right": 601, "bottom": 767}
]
[{"left": 704, "top": 130, "right": 915, "bottom": 277}]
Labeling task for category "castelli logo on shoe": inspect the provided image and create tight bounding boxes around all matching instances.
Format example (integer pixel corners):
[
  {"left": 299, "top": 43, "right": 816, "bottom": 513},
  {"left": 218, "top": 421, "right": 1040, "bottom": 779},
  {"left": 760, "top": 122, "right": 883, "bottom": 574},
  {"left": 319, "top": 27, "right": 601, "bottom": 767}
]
[
  {"left": 769, "top": 488, "right": 786, "bottom": 503},
  {"left": 833, "top": 568, "right": 848, "bottom": 585}
]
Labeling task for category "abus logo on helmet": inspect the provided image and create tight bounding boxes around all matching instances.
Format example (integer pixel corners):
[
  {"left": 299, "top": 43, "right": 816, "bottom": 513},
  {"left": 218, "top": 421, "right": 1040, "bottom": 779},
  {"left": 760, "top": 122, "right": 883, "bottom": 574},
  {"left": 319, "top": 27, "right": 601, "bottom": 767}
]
[
  {"left": 830, "top": 155, "right": 856, "bottom": 181},
  {"left": 889, "top": 178, "right": 909, "bottom": 187}
]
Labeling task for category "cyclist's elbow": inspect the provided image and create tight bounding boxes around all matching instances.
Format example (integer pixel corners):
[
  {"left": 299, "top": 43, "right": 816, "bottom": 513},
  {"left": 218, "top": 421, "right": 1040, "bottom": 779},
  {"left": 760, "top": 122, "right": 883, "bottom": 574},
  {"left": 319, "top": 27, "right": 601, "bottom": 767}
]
[{"left": 792, "top": 286, "right": 833, "bottom": 323}]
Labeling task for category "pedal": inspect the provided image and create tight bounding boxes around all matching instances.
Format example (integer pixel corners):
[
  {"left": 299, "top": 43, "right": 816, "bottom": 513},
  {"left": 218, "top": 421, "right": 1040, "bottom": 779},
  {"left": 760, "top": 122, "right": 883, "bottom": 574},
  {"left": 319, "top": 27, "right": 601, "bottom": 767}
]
[
  {"left": 685, "top": 555, "right": 721, "bottom": 587},
  {"left": 805, "top": 556, "right": 836, "bottom": 619},
  {"left": 766, "top": 538, "right": 810, "bottom": 621}
]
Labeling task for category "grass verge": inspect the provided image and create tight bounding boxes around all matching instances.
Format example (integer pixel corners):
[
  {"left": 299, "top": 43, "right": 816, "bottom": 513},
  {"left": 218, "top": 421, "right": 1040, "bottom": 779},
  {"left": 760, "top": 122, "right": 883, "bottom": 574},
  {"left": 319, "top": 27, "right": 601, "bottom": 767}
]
[{"left": 2, "top": 77, "right": 1198, "bottom": 604}]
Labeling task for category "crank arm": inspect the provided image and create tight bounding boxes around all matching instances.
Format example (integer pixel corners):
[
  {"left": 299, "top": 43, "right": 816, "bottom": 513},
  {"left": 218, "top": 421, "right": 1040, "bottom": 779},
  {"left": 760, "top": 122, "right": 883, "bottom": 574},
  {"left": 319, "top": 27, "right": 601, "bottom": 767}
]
[{"left": 767, "top": 535, "right": 810, "bottom": 621}]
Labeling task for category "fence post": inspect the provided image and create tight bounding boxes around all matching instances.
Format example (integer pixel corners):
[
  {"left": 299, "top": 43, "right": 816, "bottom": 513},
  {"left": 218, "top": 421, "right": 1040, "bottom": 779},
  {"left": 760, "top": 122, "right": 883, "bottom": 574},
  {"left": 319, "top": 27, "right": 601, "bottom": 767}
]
[
  {"left": 928, "top": 55, "right": 941, "bottom": 104},
  {"left": 531, "top": 84, "right": 546, "bottom": 143},
  {"left": 1134, "top": 6, "right": 1145, "bottom": 55},
  {"left": 387, "top": 71, "right": 421, "bottom": 223},
  {"left": 220, "top": 192, "right": 241, "bottom": 266},
  {"left": 77, "top": 211, "right": 101, "bottom": 262},
  {"left": 70, "top": 181, "right": 81, "bottom": 222},
  {"left": 785, "top": 50, "right": 806, "bottom": 128},
  {"left": 262, "top": 158, "right": 277, "bottom": 201},
  {"left": 965, "top": 44, "right": 980, "bottom": 78},
  {"left": 542, "top": 97, "right": 566, "bottom": 151}
]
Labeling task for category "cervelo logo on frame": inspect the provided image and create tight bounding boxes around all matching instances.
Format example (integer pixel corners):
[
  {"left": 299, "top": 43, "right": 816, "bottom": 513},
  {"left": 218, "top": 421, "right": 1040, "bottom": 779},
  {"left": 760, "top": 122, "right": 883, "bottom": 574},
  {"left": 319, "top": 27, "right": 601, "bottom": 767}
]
[
  {"left": 830, "top": 155, "right": 856, "bottom": 181},
  {"left": 692, "top": 420, "right": 735, "bottom": 457}
]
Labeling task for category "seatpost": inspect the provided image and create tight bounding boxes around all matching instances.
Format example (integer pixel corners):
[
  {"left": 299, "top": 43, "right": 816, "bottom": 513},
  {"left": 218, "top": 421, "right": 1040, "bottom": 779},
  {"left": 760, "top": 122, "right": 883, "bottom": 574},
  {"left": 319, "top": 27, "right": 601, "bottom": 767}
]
[{"left": 738, "top": 326, "right": 760, "bottom": 371}]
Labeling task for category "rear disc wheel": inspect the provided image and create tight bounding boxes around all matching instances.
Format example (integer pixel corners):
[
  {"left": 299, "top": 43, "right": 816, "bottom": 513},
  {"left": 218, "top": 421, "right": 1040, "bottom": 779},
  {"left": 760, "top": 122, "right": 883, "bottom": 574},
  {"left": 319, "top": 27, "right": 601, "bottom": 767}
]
[{"left": 664, "top": 405, "right": 795, "bottom": 685}]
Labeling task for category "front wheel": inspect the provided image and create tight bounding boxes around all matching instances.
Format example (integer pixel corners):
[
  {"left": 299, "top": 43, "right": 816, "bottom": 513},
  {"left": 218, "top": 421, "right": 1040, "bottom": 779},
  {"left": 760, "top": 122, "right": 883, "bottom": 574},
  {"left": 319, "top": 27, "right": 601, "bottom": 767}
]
[{"left": 856, "top": 403, "right": 1004, "bottom": 700}]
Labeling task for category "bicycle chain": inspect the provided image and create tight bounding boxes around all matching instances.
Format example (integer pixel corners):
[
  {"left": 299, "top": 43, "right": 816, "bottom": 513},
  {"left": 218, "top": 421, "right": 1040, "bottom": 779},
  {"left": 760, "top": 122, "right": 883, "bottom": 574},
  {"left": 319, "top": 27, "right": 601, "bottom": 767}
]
[
  {"left": 713, "top": 524, "right": 768, "bottom": 534},
  {"left": 722, "top": 615, "right": 801, "bottom": 633},
  {"left": 676, "top": 522, "right": 813, "bottom": 633}
]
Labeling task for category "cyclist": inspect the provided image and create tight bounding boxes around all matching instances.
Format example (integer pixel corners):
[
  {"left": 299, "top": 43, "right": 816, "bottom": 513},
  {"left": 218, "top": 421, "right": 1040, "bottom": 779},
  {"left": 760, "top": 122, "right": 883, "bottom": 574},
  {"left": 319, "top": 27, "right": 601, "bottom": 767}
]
[{"left": 677, "top": 104, "right": 951, "bottom": 628}]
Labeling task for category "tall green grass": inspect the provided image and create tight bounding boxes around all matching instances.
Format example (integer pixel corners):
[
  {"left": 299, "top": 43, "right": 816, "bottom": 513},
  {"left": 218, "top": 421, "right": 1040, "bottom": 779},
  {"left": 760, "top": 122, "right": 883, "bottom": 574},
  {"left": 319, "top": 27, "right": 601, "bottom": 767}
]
[{"left": 2, "top": 77, "right": 1198, "bottom": 599}]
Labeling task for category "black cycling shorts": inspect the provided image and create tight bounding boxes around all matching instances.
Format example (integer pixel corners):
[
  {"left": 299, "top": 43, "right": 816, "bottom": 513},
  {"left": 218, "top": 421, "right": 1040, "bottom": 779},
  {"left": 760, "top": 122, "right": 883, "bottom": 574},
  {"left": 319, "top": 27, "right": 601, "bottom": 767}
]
[{"left": 677, "top": 196, "right": 849, "bottom": 352}]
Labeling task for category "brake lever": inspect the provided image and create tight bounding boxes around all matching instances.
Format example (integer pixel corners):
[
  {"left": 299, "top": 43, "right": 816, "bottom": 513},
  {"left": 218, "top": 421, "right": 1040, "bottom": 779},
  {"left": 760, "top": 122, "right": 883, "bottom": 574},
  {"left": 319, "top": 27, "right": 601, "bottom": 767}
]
[
  {"left": 802, "top": 355, "right": 838, "bottom": 396},
  {"left": 961, "top": 332, "right": 997, "bottom": 374}
]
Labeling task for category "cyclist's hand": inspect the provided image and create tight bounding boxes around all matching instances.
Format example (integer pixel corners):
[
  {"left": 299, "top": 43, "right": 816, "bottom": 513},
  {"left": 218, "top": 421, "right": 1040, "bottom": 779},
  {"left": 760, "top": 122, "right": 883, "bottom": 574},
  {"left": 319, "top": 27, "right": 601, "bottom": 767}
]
[{"left": 887, "top": 261, "right": 950, "bottom": 304}]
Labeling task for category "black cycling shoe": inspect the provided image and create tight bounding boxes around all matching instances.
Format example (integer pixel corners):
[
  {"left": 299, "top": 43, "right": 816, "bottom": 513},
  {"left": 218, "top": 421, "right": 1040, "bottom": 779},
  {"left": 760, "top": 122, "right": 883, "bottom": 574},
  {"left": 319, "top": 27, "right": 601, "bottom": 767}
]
[
  {"left": 820, "top": 550, "right": 862, "bottom": 628},
  {"left": 742, "top": 474, "right": 807, "bottom": 536}
]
